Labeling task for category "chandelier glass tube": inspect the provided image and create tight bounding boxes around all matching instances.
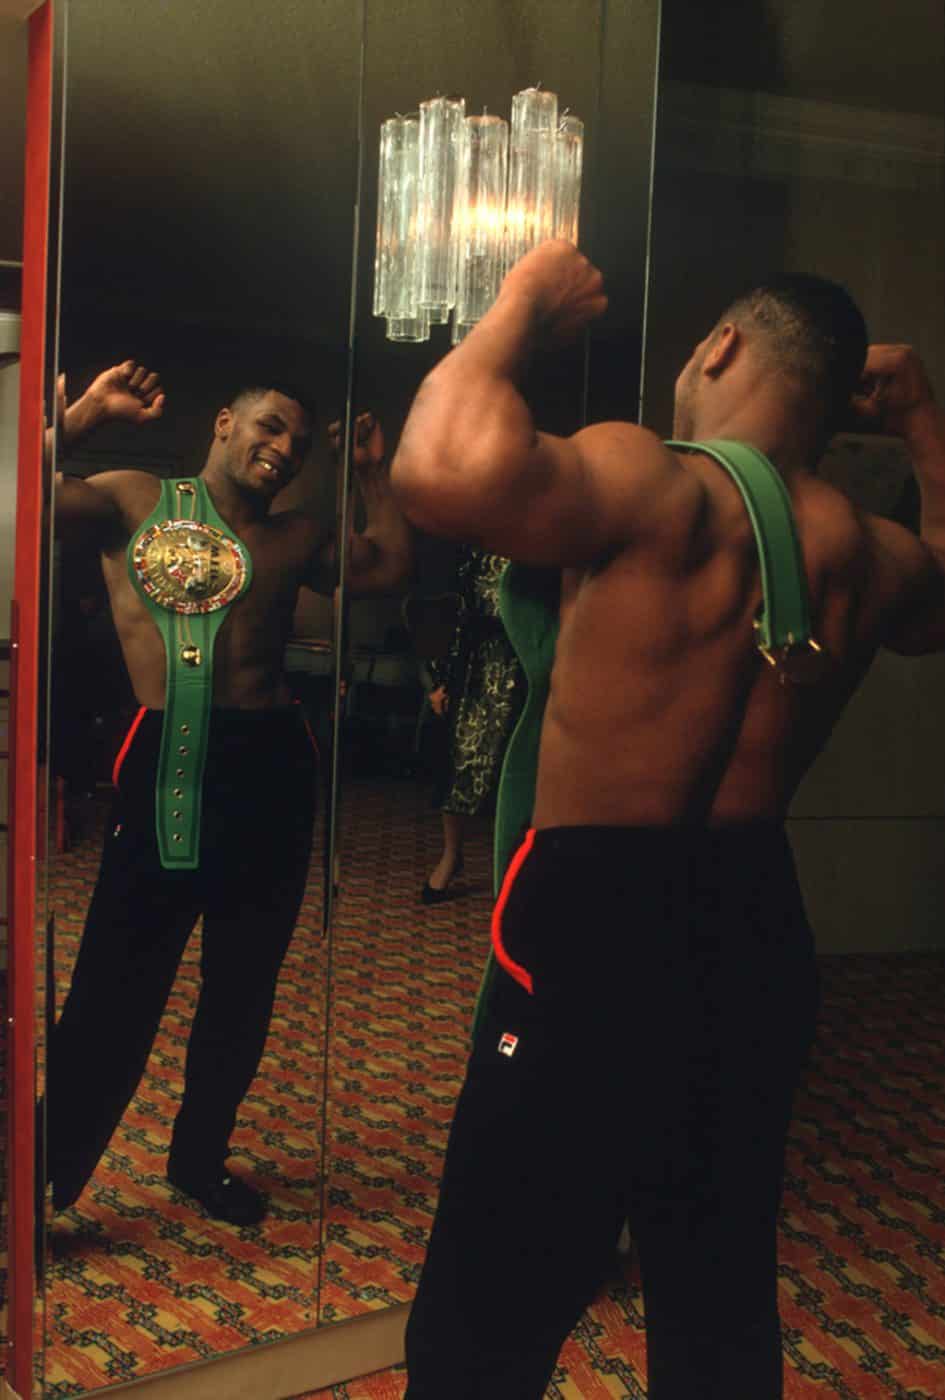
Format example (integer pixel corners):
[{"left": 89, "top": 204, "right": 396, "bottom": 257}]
[{"left": 375, "top": 86, "right": 583, "bottom": 345}]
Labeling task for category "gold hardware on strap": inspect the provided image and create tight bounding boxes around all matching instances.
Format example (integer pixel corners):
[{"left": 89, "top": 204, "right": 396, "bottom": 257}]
[{"left": 755, "top": 620, "right": 828, "bottom": 686}]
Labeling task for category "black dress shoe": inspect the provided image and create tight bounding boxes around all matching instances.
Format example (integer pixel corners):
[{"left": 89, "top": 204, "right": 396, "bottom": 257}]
[
  {"left": 167, "top": 1164, "right": 267, "bottom": 1225},
  {"left": 421, "top": 857, "right": 465, "bottom": 904}
]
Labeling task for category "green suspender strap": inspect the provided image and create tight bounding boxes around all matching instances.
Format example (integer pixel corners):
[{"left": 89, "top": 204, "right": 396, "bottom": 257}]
[
  {"left": 492, "top": 564, "right": 561, "bottom": 891},
  {"left": 666, "top": 439, "right": 825, "bottom": 680},
  {"left": 472, "top": 438, "right": 824, "bottom": 1038},
  {"left": 127, "top": 478, "right": 253, "bottom": 870}
]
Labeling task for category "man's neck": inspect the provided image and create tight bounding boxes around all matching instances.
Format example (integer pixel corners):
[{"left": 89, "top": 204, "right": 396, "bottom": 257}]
[
  {"left": 685, "top": 411, "right": 816, "bottom": 482},
  {"left": 198, "top": 464, "right": 270, "bottom": 530}
]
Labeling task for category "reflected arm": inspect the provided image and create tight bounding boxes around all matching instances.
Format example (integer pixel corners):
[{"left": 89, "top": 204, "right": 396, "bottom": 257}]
[
  {"left": 44, "top": 361, "right": 166, "bottom": 474},
  {"left": 306, "top": 412, "right": 414, "bottom": 597},
  {"left": 54, "top": 470, "right": 146, "bottom": 553},
  {"left": 302, "top": 481, "right": 413, "bottom": 598},
  {"left": 870, "top": 401, "right": 945, "bottom": 654},
  {"left": 855, "top": 347, "right": 945, "bottom": 654},
  {"left": 47, "top": 362, "right": 166, "bottom": 549},
  {"left": 343, "top": 465, "right": 414, "bottom": 596}
]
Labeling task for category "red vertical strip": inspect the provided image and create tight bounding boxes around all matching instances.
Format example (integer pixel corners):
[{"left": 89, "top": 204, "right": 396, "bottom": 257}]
[
  {"left": 490, "top": 828, "right": 536, "bottom": 994},
  {"left": 111, "top": 705, "right": 147, "bottom": 787},
  {"left": 8, "top": 4, "right": 53, "bottom": 1395}
]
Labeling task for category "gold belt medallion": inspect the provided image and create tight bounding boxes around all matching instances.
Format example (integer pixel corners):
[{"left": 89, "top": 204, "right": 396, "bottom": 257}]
[{"left": 131, "top": 520, "right": 249, "bottom": 615}]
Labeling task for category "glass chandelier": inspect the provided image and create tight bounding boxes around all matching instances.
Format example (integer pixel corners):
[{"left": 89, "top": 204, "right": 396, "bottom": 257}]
[{"left": 374, "top": 87, "right": 584, "bottom": 345}]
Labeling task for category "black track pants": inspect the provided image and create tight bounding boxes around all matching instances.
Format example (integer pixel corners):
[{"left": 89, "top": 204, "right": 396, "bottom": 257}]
[
  {"left": 42, "top": 707, "right": 318, "bottom": 1208},
  {"left": 405, "top": 824, "right": 819, "bottom": 1400}
]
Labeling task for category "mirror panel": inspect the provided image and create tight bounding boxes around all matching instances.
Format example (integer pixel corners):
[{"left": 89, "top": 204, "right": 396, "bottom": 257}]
[
  {"left": 320, "top": 0, "right": 661, "bottom": 1330},
  {"left": 40, "top": 0, "right": 361, "bottom": 1390},
  {"left": 637, "top": 1, "right": 945, "bottom": 1393}
]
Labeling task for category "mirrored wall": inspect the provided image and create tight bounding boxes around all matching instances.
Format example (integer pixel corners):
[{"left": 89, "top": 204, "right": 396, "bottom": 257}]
[
  {"left": 34, "top": 0, "right": 662, "bottom": 1394},
  {"left": 24, "top": 0, "right": 943, "bottom": 1394},
  {"left": 39, "top": 0, "right": 361, "bottom": 1390},
  {"left": 322, "top": 0, "right": 660, "bottom": 1329}
]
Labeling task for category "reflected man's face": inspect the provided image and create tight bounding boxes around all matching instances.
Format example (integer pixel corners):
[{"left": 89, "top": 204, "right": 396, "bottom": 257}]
[{"left": 223, "top": 391, "right": 313, "bottom": 498}]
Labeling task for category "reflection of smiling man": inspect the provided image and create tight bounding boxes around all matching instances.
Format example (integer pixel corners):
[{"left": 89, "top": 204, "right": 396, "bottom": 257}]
[
  {"left": 44, "top": 362, "right": 410, "bottom": 1225},
  {"left": 392, "top": 241, "right": 945, "bottom": 1397}
]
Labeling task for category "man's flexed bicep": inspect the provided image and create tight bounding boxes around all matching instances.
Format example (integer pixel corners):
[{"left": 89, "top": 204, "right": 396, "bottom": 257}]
[
  {"left": 391, "top": 240, "right": 672, "bottom": 566},
  {"left": 852, "top": 345, "right": 945, "bottom": 655},
  {"left": 54, "top": 469, "right": 153, "bottom": 552},
  {"left": 866, "top": 515, "right": 945, "bottom": 656},
  {"left": 395, "top": 379, "right": 674, "bottom": 567}
]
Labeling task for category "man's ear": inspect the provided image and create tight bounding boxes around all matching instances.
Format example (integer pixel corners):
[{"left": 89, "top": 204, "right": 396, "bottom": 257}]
[
  {"left": 703, "top": 323, "right": 740, "bottom": 377},
  {"left": 214, "top": 406, "right": 233, "bottom": 440}
]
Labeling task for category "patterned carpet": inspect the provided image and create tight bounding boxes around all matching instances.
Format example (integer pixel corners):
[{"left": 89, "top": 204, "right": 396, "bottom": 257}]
[
  {"left": 301, "top": 932, "right": 945, "bottom": 1396},
  {"left": 38, "top": 792, "right": 330, "bottom": 1395},
  {"left": 321, "top": 776, "right": 489, "bottom": 1323},
  {"left": 4, "top": 775, "right": 944, "bottom": 1397}
]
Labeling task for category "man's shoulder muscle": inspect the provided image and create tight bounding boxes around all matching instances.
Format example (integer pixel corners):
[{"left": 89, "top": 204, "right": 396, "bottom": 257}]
[
  {"left": 267, "top": 506, "right": 329, "bottom": 549},
  {"left": 83, "top": 468, "right": 161, "bottom": 511},
  {"left": 57, "top": 467, "right": 160, "bottom": 548},
  {"left": 576, "top": 421, "right": 693, "bottom": 516}
]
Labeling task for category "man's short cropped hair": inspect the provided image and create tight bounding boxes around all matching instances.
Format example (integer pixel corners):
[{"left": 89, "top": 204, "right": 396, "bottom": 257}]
[
  {"left": 721, "top": 274, "right": 868, "bottom": 434},
  {"left": 230, "top": 382, "right": 318, "bottom": 424}
]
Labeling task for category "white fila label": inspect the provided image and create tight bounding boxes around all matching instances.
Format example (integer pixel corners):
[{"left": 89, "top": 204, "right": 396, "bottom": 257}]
[{"left": 498, "top": 1032, "right": 519, "bottom": 1058}]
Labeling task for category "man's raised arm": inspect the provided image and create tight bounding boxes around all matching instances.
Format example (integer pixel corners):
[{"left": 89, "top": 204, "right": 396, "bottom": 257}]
[
  {"left": 305, "top": 411, "right": 413, "bottom": 597},
  {"left": 391, "top": 240, "right": 667, "bottom": 567},
  {"left": 855, "top": 346, "right": 945, "bottom": 654},
  {"left": 51, "top": 361, "right": 164, "bottom": 546}
]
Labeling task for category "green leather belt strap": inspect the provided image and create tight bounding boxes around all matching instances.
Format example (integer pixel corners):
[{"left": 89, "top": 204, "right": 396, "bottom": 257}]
[
  {"left": 492, "top": 564, "right": 560, "bottom": 893},
  {"left": 472, "top": 437, "right": 821, "bottom": 1039},
  {"left": 127, "top": 478, "right": 253, "bottom": 870},
  {"left": 470, "top": 562, "right": 559, "bottom": 1040},
  {"left": 666, "top": 439, "right": 821, "bottom": 671}
]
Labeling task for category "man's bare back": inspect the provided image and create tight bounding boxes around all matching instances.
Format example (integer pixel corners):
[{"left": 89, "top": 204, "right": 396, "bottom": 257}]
[
  {"left": 537, "top": 445, "right": 891, "bottom": 828},
  {"left": 392, "top": 243, "right": 945, "bottom": 831},
  {"left": 393, "top": 246, "right": 945, "bottom": 1400}
]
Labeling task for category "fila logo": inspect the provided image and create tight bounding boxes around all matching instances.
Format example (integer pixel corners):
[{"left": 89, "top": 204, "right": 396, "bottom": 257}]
[{"left": 498, "top": 1032, "right": 519, "bottom": 1058}]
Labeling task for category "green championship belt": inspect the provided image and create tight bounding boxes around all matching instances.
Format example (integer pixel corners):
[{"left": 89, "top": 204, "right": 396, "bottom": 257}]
[
  {"left": 128, "top": 477, "right": 253, "bottom": 869},
  {"left": 472, "top": 437, "right": 824, "bottom": 1037}
]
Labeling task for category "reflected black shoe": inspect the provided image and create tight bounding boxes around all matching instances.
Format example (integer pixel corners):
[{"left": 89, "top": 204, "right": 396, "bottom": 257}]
[
  {"left": 166, "top": 1164, "right": 267, "bottom": 1225},
  {"left": 421, "top": 857, "right": 464, "bottom": 904}
]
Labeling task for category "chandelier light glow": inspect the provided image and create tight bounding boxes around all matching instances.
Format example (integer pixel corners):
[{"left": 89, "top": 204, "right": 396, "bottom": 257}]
[{"left": 374, "top": 87, "right": 584, "bottom": 345}]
